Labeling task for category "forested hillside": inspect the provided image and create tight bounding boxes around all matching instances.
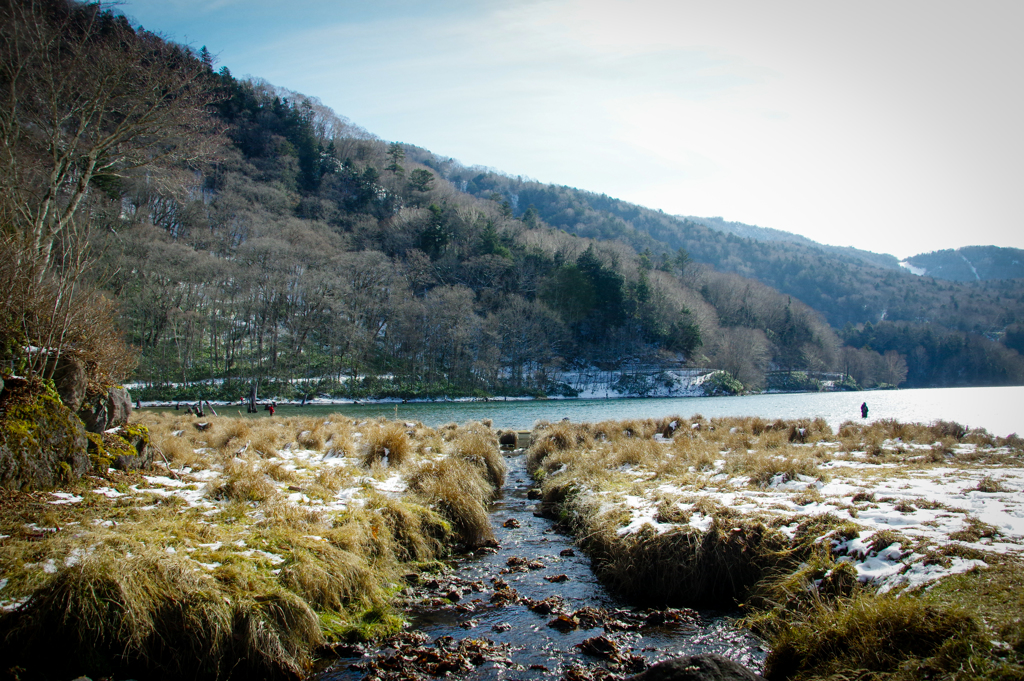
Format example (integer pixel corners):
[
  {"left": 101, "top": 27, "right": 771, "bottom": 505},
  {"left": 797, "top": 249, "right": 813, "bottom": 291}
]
[
  {"left": 903, "top": 246, "right": 1024, "bottom": 282},
  {"left": 409, "top": 159, "right": 1024, "bottom": 388},
  {"left": 94, "top": 72, "right": 858, "bottom": 399},
  {"left": 3, "top": 1, "right": 1022, "bottom": 401}
]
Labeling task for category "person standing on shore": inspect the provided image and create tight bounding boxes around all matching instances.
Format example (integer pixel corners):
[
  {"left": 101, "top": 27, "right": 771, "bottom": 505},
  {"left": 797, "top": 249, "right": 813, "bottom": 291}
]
[{"left": 861, "top": 402, "right": 869, "bottom": 418}]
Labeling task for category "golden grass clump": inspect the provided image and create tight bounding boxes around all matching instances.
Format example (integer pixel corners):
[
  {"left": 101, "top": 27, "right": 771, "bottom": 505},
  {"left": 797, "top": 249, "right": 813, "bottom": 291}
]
[
  {"left": 366, "top": 494, "right": 451, "bottom": 563},
  {"left": 526, "top": 420, "right": 594, "bottom": 472},
  {"left": 451, "top": 428, "right": 506, "bottom": 489},
  {"left": 207, "top": 454, "right": 278, "bottom": 502},
  {"left": 578, "top": 509, "right": 789, "bottom": 607},
  {"left": 0, "top": 548, "right": 322, "bottom": 679},
  {"left": 763, "top": 593, "right": 980, "bottom": 681},
  {"left": 362, "top": 422, "right": 412, "bottom": 468},
  {"left": 722, "top": 447, "right": 826, "bottom": 488},
  {"left": 245, "top": 422, "right": 282, "bottom": 457},
  {"left": 278, "top": 542, "right": 379, "bottom": 613},
  {"left": 408, "top": 456, "right": 495, "bottom": 548}
]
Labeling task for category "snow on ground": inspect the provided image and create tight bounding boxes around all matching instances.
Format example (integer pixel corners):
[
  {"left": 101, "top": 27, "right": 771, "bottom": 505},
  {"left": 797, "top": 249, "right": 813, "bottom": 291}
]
[
  {"left": 575, "top": 437, "right": 1023, "bottom": 595},
  {"left": 0, "top": 426, "right": 443, "bottom": 612}
]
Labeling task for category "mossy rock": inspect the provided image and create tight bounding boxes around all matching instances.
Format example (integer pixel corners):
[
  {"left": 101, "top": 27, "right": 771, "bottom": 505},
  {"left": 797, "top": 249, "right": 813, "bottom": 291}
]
[
  {"left": 109, "top": 424, "right": 154, "bottom": 471},
  {"left": 87, "top": 425, "right": 154, "bottom": 473},
  {"left": 0, "top": 382, "right": 89, "bottom": 490}
]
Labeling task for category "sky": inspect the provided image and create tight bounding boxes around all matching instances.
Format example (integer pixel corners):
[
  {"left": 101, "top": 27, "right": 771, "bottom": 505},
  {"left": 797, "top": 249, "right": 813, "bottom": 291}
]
[{"left": 119, "top": 0, "right": 1024, "bottom": 259}]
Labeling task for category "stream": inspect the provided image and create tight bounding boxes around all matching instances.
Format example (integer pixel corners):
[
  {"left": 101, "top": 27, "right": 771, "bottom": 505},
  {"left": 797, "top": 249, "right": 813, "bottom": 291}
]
[{"left": 314, "top": 452, "right": 767, "bottom": 680}]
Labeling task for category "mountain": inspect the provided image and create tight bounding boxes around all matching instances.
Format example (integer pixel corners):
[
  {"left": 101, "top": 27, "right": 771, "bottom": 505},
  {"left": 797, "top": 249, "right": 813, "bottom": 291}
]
[
  {"left": 418, "top": 164, "right": 1024, "bottom": 333},
  {"left": 901, "top": 246, "right": 1024, "bottom": 282},
  {"left": 683, "top": 215, "right": 903, "bottom": 271}
]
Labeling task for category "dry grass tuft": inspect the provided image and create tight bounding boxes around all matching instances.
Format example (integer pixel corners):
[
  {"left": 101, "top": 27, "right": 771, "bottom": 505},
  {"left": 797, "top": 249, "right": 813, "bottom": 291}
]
[
  {"left": 0, "top": 548, "right": 322, "bottom": 679},
  {"left": 207, "top": 454, "right": 278, "bottom": 502},
  {"left": 763, "top": 593, "right": 980, "bottom": 681},
  {"left": 451, "top": 428, "right": 506, "bottom": 489},
  {"left": 408, "top": 457, "right": 495, "bottom": 548},
  {"left": 362, "top": 422, "right": 412, "bottom": 468},
  {"left": 366, "top": 494, "right": 451, "bottom": 562}
]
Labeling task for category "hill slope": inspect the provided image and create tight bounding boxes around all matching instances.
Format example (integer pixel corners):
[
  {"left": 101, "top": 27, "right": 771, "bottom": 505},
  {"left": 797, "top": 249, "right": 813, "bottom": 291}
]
[{"left": 903, "top": 246, "right": 1024, "bottom": 282}]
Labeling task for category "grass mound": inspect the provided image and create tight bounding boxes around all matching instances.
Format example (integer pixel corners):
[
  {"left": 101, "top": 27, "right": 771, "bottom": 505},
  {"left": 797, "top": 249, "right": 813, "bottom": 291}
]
[
  {"left": 1, "top": 549, "right": 319, "bottom": 679},
  {"left": 0, "top": 412, "right": 505, "bottom": 680},
  {"left": 409, "top": 456, "right": 496, "bottom": 548},
  {"left": 362, "top": 422, "right": 412, "bottom": 468},
  {"left": 763, "top": 593, "right": 981, "bottom": 680}
]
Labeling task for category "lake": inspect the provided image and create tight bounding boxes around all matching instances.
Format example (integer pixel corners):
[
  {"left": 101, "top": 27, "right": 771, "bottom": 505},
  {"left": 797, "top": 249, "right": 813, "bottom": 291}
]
[{"left": 154, "top": 385, "right": 1024, "bottom": 438}]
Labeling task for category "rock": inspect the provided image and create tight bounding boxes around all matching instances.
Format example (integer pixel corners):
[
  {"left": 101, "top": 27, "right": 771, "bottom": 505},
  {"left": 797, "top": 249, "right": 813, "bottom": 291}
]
[
  {"left": 498, "top": 430, "right": 518, "bottom": 448},
  {"left": 503, "top": 517, "right": 520, "bottom": 528},
  {"left": 0, "top": 383, "right": 90, "bottom": 490},
  {"left": 107, "top": 386, "right": 132, "bottom": 427},
  {"left": 625, "top": 654, "right": 766, "bottom": 681},
  {"left": 85, "top": 424, "right": 154, "bottom": 472},
  {"left": 109, "top": 425, "right": 154, "bottom": 471},
  {"left": 576, "top": 635, "right": 620, "bottom": 659},
  {"left": 77, "top": 385, "right": 133, "bottom": 434},
  {"left": 47, "top": 355, "right": 87, "bottom": 412}
]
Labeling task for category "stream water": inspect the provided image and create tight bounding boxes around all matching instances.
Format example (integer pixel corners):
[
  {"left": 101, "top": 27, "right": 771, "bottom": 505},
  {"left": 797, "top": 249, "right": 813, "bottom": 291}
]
[{"left": 314, "top": 453, "right": 766, "bottom": 680}]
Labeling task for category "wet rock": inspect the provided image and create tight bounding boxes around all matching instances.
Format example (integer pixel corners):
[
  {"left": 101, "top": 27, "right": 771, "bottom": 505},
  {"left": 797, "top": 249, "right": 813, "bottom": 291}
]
[
  {"left": 355, "top": 634, "right": 517, "bottom": 680},
  {"left": 625, "top": 654, "right": 766, "bottom": 681},
  {"left": 528, "top": 595, "right": 568, "bottom": 615},
  {"left": 527, "top": 560, "right": 546, "bottom": 570},
  {"left": 503, "top": 517, "right": 520, "bottom": 528},
  {"left": 506, "top": 555, "right": 527, "bottom": 566},
  {"left": 572, "top": 607, "right": 607, "bottom": 629},
  {"left": 446, "top": 589, "right": 463, "bottom": 602},
  {"left": 527, "top": 488, "right": 543, "bottom": 499},
  {"left": 545, "top": 573, "right": 570, "bottom": 583},
  {"left": 460, "top": 618, "right": 479, "bottom": 629},
  {"left": 548, "top": 614, "right": 580, "bottom": 631},
  {"left": 644, "top": 608, "right": 697, "bottom": 627},
  {"left": 492, "top": 622, "right": 512, "bottom": 632},
  {"left": 490, "top": 587, "right": 521, "bottom": 606},
  {"left": 560, "top": 548, "right": 576, "bottom": 557},
  {"left": 576, "top": 635, "right": 620, "bottom": 658}
]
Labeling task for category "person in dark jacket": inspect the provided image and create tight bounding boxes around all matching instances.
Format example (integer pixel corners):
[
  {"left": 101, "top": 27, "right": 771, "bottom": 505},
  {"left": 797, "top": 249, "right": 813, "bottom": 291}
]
[{"left": 861, "top": 402, "right": 869, "bottom": 418}]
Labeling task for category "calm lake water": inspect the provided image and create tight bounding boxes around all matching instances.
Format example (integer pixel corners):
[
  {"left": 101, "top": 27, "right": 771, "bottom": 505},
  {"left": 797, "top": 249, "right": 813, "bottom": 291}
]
[{"left": 160, "top": 386, "right": 1024, "bottom": 438}]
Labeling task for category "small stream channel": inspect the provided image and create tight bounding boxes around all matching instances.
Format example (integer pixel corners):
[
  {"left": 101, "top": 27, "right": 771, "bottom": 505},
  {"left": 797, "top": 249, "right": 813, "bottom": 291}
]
[{"left": 315, "top": 451, "right": 766, "bottom": 680}]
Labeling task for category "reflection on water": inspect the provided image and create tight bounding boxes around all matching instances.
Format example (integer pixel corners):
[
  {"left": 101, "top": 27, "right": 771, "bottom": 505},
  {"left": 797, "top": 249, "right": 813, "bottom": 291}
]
[
  {"left": 173, "top": 386, "right": 1024, "bottom": 437},
  {"left": 316, "top": 455, "right": 766, "bottom": 680}
]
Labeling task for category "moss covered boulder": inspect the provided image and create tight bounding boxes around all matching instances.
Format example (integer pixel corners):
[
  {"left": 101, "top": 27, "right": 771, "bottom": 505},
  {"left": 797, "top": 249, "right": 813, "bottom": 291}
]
[
  {"left": 87, "top": 424, "right": 154, "bottom": 472},
  {"left": 0, "top": 378, "right": 90, "bottom": 490}
]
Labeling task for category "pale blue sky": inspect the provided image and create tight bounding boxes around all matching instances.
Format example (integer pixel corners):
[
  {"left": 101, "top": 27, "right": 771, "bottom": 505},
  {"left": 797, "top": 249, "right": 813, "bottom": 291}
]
[{"left": 120, "top": 0, "right": 1024, "bottom": 259}]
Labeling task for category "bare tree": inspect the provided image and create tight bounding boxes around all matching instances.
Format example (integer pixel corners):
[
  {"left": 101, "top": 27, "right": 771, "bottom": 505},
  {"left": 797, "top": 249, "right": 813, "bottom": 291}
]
[{"left": 0, "top": 0, "right": 218, "bottom": 272}]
